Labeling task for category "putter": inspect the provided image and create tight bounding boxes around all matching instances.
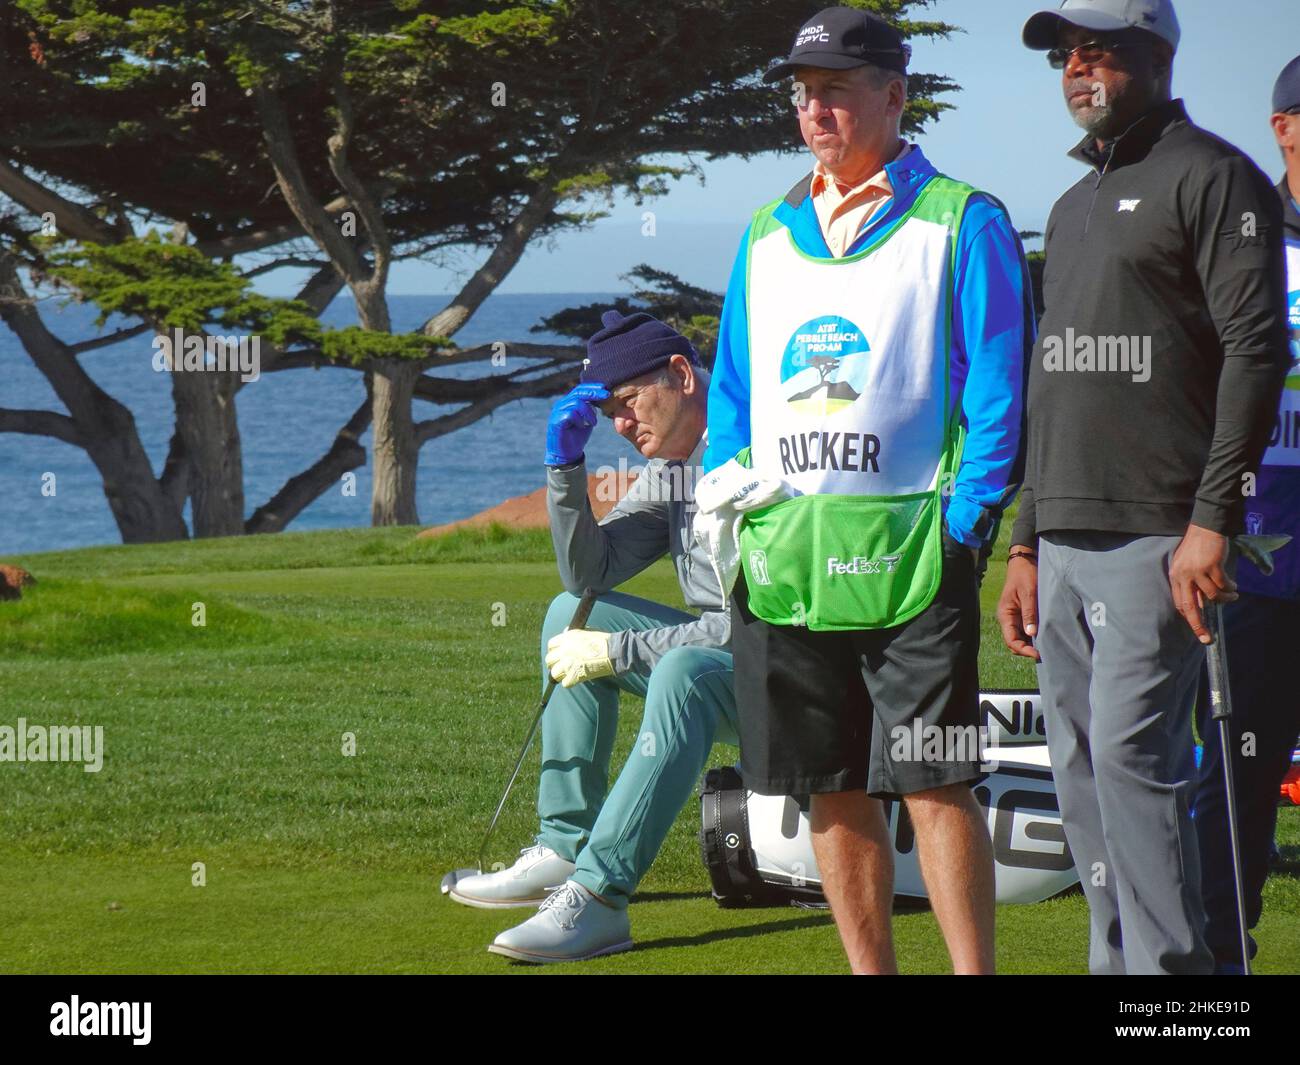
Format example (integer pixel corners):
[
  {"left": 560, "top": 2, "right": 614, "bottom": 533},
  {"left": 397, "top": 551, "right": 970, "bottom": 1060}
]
[
  {"left": 473, "top": 588, "right": 598, "bottom": 877},
  {"left": 1201, "top": 533, "right": 1291, "bottom": 975}
]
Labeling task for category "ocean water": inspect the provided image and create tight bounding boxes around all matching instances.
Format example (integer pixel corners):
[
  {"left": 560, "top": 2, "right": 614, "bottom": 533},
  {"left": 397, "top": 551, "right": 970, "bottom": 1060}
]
[{"left": 0, "top": 292, "right": 648, "bottom": 554}]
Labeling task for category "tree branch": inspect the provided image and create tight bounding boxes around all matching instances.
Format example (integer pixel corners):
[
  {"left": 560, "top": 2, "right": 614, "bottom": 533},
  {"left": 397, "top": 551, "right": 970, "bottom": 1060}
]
[
  {"left": 251, "top": 85, "right": 369, "bottom": 286},
  {"left": 423, "top": 341, "right": 585, "bottom": 372},
  {"left": 0, "top": 407, "right": 83, "bottom": 446},
  {"left": 326, "top": 70, "right": 391, "bottom": 290},
  {"left": 0, "top": 158, "right": 128, "bottom": 244},
  {"left": 418, "top": 178, "right": 561, "bottom": 340},
  {"left": 295, "top": 263, "right": 347, "bottom": 318},
  {"left": 68, "top": 321, "right": 152, "bottom": 355},
  {"left": 242, "top": 256, "right": 330, "bottom": 279},
  {"left": 415, "top": 366, "right": 577, "bottom": 444},
  {"left": 158, "top": 424, "right": 190, "bottom": 512},
  {"left": 245, "top": 390, "right": 372, "bottom": 534},
  {"left": 193, "top": 186, "right": 391, "bottom": 259},
  {"left": 414, "top": 361, "right": 577, "bottom": 405}
]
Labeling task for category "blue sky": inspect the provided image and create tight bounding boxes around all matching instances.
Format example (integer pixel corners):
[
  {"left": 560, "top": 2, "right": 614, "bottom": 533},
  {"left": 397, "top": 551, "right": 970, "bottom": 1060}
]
[{"left": 264, "top": 0, "right": 1300, "bottom": 299}]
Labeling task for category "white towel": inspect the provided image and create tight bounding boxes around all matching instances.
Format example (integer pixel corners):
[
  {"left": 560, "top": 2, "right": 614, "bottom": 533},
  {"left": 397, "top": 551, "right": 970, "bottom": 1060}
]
[{"left": 693, "top": 459, "right": 798, "bottom": 600}]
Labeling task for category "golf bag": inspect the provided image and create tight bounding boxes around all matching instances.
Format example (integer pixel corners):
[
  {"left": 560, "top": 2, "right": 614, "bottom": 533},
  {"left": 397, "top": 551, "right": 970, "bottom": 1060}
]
[{"left": 699, "top": 690, "right": 1080, "bottom": 908}]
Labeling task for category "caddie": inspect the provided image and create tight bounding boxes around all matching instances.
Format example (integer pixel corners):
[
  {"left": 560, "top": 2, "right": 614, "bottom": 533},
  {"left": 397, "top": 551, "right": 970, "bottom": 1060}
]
[
  {"left": 448, "top": 309, "right": 741, "bottom": 965},
  {"left": 701, "top": 6, "right": 1033, "bottom": 974}
]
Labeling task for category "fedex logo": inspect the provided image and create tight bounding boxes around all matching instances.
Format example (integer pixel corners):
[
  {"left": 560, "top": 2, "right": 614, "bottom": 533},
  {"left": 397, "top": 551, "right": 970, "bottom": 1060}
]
[{"left": 826, "top": 554, "right": 902, "bottom": 576}]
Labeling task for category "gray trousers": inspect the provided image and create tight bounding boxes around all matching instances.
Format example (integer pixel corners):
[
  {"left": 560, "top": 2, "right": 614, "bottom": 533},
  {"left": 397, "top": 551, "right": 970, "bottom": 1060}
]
[{"left": 1037, "top": 531, "right": 1214, "bottom": 974}]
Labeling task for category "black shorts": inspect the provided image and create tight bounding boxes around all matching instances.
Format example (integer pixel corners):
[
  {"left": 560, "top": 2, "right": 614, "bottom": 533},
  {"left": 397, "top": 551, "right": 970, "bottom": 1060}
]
[{"left": 730, "top": 530, "right": 986, "bottom": 798}]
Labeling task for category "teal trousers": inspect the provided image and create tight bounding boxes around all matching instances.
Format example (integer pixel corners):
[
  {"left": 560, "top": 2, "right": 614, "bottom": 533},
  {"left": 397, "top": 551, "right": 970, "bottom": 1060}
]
[{"left": 536, "top": 591, "right": 738, "bottom": 908}]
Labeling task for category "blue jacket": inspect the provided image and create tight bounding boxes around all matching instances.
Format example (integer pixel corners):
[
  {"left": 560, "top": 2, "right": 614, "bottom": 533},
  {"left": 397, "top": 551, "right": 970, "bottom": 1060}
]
[{"left": 703, "top": 145, "right": 1034, "bottom": 548}]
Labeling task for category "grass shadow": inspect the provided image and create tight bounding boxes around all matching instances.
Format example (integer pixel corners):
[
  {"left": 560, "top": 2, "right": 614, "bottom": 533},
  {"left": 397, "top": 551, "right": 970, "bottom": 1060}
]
[
  {"left": 629, "top": 890, "right": 712, "bottom": 904},
  {"left": 632, "top": 912, "right": 835, "bottom": 953}
]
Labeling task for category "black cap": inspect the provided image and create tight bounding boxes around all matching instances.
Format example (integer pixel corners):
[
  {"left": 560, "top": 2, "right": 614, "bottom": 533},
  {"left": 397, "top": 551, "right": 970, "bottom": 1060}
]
[
  {"left": 763, "top": 6, "right": 910, "bottom": 84},
  {"left": 1274, "top": 55, "right": 1300, "bottom": 115}
]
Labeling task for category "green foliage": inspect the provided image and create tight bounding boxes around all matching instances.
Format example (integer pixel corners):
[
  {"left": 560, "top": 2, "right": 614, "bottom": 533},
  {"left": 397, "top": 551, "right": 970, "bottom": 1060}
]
[
  {"left": 44, "top": 232, "right": 317, "bottom": 333},
  {"left": 536, "top": 263, "right": 725, "bottom": 366},
  {"left": 43, "top": 233, "right": 453, "bottom": 362},
  {"left": 320, "top": 326, "right": 449, "bottom": 365}
]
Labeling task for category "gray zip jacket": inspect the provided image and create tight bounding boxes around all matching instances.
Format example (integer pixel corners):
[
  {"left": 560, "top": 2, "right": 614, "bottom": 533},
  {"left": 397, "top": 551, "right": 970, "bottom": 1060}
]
[{"left": 546, "top": 432, "right": 730, "bottom": 675}]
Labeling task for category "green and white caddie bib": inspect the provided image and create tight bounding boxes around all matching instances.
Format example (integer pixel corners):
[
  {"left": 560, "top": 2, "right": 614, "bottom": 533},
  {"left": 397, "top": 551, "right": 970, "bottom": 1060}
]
[{"left": 738, "top": 174, "right": 977, "bottom": 630}]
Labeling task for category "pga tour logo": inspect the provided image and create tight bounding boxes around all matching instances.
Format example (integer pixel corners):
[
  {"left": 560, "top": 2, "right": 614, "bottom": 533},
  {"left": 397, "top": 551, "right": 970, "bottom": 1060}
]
[{"left": 50, "top": 996, "right": 151, "bottom": 1045}]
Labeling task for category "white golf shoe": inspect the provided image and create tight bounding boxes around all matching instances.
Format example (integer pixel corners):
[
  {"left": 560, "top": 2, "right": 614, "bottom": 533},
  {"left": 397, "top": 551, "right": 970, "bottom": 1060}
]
[
  {"left": 488, "top": 880, "right": 633, "bottom": 964},
  {"left": 446, "top": 844, "right": 576, "bottom": 909}
]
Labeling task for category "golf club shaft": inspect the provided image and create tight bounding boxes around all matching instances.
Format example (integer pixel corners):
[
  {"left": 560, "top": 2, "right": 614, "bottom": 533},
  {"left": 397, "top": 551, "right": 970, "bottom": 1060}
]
[
  {"left": 477, "top": 589, "right": 598, "bottom": 874},
  {"left": 1203, "top": 599, "right": 1252, "bottom": 974}
]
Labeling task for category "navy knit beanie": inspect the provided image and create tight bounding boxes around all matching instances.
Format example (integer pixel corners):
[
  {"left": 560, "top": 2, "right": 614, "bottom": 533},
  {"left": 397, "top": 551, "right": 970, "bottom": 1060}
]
[{"left": 581, "top": 309, "right": 701, "bottom": 389}]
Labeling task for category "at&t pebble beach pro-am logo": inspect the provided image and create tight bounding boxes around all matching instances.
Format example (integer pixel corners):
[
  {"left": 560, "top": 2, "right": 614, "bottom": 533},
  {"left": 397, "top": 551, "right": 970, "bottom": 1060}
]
[{"left": 780, "top": 315, "right": 872, "bottom": 416}]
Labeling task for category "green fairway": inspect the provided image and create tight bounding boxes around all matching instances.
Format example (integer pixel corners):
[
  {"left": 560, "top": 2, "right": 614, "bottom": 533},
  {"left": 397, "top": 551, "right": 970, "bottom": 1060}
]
[{"left": 0, "top": 523, "right": 1296, "bottom": 974}]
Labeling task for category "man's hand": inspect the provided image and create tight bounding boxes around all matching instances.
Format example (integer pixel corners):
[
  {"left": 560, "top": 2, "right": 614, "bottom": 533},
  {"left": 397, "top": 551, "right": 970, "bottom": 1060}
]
[
  {"left": 545, "top": 628, "right": 614, "bottom": 688},
  {"left": 1169, "top": 524, "right": 1237, "bottom": 644},
  {"left": 997, "top": 556, "right": 1040, "bottom": 661},
  {"left": 544, "top": 383, "right": 611, "bottom": 467}
]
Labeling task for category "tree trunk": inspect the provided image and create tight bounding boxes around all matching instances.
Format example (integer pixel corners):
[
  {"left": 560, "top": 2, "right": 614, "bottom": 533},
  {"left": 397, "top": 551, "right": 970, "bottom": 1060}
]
[
  {"left": 369, "top": 357, "right": 422, "bottom": 526},
  {"left": 86, "top": 400, "right": 190, "bottom": 543},
  {"left": 0, "top": 253, "right": 187, "bottom": 542},
  {"left": 170, "top": 365, "right": 245, "bottom": 537}
]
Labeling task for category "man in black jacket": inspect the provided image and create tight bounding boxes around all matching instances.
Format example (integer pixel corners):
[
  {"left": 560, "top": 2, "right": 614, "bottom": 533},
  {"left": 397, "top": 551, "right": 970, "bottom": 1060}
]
[{"left": 1000, "top": 0, "right": 1289, "bottom": 974}]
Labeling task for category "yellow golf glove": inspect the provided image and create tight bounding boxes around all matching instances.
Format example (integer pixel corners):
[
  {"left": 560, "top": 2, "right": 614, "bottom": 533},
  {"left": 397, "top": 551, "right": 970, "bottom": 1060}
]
[{"left": 545, "top": 628, "right": 614, "bottom": 688}]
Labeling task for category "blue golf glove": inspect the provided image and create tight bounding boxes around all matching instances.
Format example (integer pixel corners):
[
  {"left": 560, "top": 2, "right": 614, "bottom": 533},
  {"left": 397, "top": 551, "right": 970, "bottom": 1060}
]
[{"left": 545, "top": 383, "right": 610, "bottom": 466}]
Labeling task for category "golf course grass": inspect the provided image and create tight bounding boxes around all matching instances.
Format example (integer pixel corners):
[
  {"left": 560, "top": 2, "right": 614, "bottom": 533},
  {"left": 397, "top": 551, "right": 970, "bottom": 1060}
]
[{"left": 1, "top": 522, "right": 1296, "bottom": 974}]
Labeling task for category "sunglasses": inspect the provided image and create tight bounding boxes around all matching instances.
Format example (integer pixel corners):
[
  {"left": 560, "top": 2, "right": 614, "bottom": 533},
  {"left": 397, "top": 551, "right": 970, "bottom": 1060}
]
[{"left": 1047, "top": 38, "right": 1148, "bottom": 70}]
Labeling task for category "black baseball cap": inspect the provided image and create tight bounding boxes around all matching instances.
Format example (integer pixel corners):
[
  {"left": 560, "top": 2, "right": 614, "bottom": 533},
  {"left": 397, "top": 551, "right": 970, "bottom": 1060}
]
[
  {"left": 762, "top": 6, "right": 911, "bottom": 84},
  {"left": 1274, "top": 55, "right": 1300, "bottom": 115}
]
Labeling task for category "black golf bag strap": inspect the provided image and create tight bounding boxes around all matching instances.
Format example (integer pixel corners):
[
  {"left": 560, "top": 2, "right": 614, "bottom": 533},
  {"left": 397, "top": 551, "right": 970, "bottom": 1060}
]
[{"left": 699, "top": 766, "right": 763, "bottom": 901}]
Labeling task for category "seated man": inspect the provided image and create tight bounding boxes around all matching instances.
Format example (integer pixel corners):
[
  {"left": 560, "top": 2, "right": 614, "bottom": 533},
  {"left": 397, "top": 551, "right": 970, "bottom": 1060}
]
[{"left": 448, "top": 309, "right": 738, "bottom": 964}]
